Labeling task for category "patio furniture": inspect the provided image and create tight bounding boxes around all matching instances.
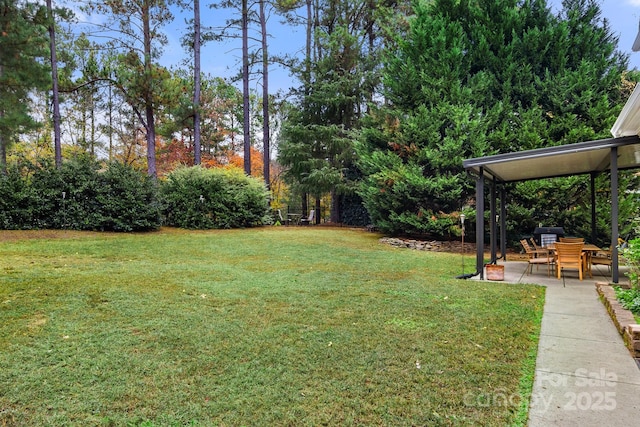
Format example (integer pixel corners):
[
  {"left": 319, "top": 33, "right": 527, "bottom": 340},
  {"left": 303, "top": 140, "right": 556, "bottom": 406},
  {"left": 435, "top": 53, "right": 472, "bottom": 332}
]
[
  {"left": 529, "top": 238, "right": 542, "bottom": 251},
  {"left": 287, "top": 213, "right": 302, "bottom": 225},
  {"left": 520, "top": 239, "right": 554, "bottom": 276},
  {"left": 300, "top": 210, "right": 315, "bottom": 226},
  {"left": 559, "top": 237, "right": 584, "bottom": 243},
  {"left": 591, "top": 246, "right": 613, "bottom": 272},
  {"left": 277, "top": 209, "right": 289, "bottom": 226},
  {"left": 554, "top": 242, "right": 585, "bottom": 280},
  {"left": 581, "top": 243, "right": 601, "bottom": 278}
]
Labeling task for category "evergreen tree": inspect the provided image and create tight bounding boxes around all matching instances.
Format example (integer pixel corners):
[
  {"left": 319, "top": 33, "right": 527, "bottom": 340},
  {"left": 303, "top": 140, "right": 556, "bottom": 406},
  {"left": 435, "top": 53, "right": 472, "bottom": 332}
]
[
  {"left": 0, "top": 1, "right": 50, "bottom": 172},
  {"left": 61, "top": 33, "right": 105, "bottom": 157},
  {"left": 357, "top": 0, "right": 628, "bottom": 237},
  {"left": 278, "top": 0, "right": 394, "bottom": 222},
  {"left": 81, "top": 0, "right": 175, "bottom": 178}
]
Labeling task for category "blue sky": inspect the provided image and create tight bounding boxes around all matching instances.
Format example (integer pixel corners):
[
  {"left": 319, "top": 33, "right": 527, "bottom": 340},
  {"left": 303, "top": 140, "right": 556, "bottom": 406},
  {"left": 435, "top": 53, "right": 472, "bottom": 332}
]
[
  {"left": 67, "top": 1, "right": 640, "bottom": 93},
  {"left": 160, "top": 4, "right": 306, "bottom": 94},
  {"left": 159, "top": 1, "right": 640, "bottom": 94},
  {"left": 548, "top": 0, "right": 640, "bottom": 70}
]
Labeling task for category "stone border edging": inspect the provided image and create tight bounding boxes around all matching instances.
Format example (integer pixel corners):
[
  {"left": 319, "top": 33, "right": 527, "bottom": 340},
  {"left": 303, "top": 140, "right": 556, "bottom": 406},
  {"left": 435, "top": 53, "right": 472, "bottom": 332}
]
[
  {"left": 596, "top": 282, "right": 640, "bottom": 358},
  {"left": 379, "top": 237, "right": 478, "bottom": 253}
]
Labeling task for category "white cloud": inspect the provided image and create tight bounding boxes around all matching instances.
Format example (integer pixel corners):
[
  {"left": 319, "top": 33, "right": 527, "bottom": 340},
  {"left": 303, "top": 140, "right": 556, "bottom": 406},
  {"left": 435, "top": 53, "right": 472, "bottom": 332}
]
[{"left": 628, "top": 0, "right": 640, "bottom": 7}]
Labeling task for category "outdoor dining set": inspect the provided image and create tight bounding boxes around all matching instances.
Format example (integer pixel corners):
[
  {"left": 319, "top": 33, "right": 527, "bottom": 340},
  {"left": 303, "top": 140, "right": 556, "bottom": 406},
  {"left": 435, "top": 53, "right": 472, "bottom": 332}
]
[
  {"left": 276, "top": 209, "right": 315, "bottom": 226},
  {"left": 520, "top": 236, "right": 613, "bottom": 280}
]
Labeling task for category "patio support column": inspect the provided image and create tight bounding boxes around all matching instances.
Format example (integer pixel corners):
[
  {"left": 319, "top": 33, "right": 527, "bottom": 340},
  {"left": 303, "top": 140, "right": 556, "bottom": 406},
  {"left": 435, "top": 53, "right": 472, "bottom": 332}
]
[
  {"left": 500, "top": 186, "right": 507, "bottom": 260},
  {"left": 490, "top": 180, "right": 497, "bottom": 262},
  {"left": 611, "top": 148, "right": 619, "bottom": 283},
  {"left": 590, "top": 173, "right": 597, "bottom": 243},
  {"left": 475, "top": 168, "right": 485, "bottom": 278}
]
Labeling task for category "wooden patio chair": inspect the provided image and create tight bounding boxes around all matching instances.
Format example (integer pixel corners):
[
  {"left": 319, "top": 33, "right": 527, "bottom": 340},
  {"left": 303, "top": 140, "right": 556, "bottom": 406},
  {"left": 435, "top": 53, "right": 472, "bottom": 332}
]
[
  {"left": 559, "top": 237, "right": 584, "bottom": 243},
  {"left": 555, "top": 242, "right": 585, "bottom": 280},
  {"left": 520, "top": 239, "right": 554, "bottom": 276},
  {"left": 529, "top": 237, "right": 541, "bottom": 250},
  {"left": 591, "top": 245, "right": 613, "bottom": 272}
]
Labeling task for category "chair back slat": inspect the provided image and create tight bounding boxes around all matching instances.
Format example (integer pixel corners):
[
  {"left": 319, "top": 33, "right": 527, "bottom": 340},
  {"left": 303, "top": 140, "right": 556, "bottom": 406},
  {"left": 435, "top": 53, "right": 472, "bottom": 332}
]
[
  {"left": 520, "top": 239, "right": 534, "bottom": 254},
  {"left": 555, "top": 242, "right": 584, "bottom": 261},
  {"left": 554, "top": 242, "right": 585, "bottom": 280},
  {"left": 559, "top": 237, "right": 584, "bottom": 243}
]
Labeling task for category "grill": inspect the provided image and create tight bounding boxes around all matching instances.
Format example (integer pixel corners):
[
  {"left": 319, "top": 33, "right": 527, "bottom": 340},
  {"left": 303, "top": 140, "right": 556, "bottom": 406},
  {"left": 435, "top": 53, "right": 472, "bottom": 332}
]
[{"left": 533, "top": 227, "right": 565, "bottom": 246}]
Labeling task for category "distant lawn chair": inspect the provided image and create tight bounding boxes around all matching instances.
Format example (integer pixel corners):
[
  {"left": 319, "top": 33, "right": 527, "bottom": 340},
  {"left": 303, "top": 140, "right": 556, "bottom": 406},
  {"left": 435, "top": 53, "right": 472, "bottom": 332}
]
[
  {"left": 591, "top": 243, "right": 622, "bottom": 273},
  {"left": 300, "top": 209, "right": 315, "bottom": 226},
  {"left": 276, "top": 209, "right": 289, "bottom": 226}
]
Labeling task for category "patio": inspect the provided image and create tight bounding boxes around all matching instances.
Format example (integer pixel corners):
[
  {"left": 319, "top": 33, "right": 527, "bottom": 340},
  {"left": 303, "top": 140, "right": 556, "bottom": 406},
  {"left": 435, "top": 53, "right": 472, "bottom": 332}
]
[
  {"left": 463, "top": 83, "right": 640, "bottom": 284},
  {"left": 476, "top": 260, "right": 631, "bottom": 287}
]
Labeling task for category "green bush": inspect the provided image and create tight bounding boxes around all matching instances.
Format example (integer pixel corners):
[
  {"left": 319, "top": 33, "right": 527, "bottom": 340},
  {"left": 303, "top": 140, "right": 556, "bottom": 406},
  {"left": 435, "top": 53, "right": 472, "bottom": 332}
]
[
  {"left": 0, "top": 157, "right": 161, "bottom": 232},
  {"left": 0, "top": 164, "right": 39, "bottom": 229},
  {"left": 621, "top": 237, "right": 640, "bottom": 290},
  {"left": 338, "top": 193, "right": 370, "bottom": 226},
  {"left": 614, "top": 286, "right": 640, "bottom": 315},
  {"left": 30, "top": 156, "right": 103, "bottom": 229},
  {"left": 160, "top": 166, "right": 270, "bottom": 229},
  {"left": 96, "top": 162, "right": 161, "bottom": 232},
  {"left": 614, "top": 235, "right": 640, "bottom": 316}
]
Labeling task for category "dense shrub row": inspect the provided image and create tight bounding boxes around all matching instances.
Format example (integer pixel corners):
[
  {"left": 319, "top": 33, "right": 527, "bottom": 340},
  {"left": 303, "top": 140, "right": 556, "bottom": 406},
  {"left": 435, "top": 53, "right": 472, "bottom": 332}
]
[
  {"left": 161, "top": 166, "right": 271, "bottom": 229},
  {"left": 0, "top": 158, "right": 270, "bottom": 231}
]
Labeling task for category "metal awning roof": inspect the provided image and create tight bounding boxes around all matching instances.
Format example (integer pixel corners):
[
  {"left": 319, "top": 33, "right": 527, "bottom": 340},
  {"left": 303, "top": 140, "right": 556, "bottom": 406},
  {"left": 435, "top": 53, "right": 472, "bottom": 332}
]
[
  {"left": 463, "top": 84, "right": 640, "bottom": 182},
  {"left": 463, "top": 135, "right": 640, "bottom": 182}
]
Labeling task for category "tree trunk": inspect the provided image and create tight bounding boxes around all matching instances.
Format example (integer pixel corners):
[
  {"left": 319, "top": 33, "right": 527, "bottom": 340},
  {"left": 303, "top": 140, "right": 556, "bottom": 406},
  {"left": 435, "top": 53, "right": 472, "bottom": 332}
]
[
  {"left": 302, "top": 192, "right": 308, "bottom": 217},
  {"left": 260, "top": 0, "right": 269, "bottom": 188},
  {"left": 313, "top": 0, "right": 321, "bottom": 61},
  {"left": 108, "top": 83, "right": 113, "bottom": 161},
  {"left": 0, "top": 64, "right": 5, "bottom": 173},
  {"left": 242, "top": 0, "right": 251, "bottom": 175},
  {"left": 305, "top": 0, "right": 312, "bottom": 95},
  {"left": 47, "top": 0, "right": 62, "bottom": 168},
  {"left": 316, "top": 196, "right": 322, "bottom": 225},
  {"left": 142, "top": 0, "right": 156, "bottom": 177},
  {"left": 193, "top": 0, "right": 202, "bottom": 165},
  {"left": 90, "top": 88, "right": 96, "bottom": 157}
]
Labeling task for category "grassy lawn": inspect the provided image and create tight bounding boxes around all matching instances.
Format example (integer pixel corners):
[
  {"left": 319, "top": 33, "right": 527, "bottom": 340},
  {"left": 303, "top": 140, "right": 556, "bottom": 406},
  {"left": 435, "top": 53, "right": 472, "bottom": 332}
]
[{"left": 0, "top": 227, "right": 545, "bottom": 426}]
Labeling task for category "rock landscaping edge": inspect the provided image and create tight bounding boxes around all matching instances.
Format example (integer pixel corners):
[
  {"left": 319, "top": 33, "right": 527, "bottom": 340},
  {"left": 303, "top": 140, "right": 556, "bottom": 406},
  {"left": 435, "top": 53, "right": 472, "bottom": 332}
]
[
  {"left": 596, "top": 282, "right": 640, "bottom": 360},
  {"left": 379, "top": 237, "right": 480, "bottom": 253}
]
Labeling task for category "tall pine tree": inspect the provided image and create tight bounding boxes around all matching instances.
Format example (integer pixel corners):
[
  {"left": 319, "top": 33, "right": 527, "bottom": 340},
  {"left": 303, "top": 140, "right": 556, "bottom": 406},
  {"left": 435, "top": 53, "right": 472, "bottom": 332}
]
[
  {"left": 278, "top": 0, "right": 395, "bottom": 222},
  {"left": 357, "top": 0, "right": 628, "bottom": 237},
  {"left": 0, "top": 1, "right": 50, "bottom": 172}
]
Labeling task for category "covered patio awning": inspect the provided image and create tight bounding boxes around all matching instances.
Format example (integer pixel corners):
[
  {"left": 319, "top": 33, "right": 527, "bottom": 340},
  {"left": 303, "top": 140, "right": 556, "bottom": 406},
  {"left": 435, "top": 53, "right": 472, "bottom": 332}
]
[
  {"left": 463, "top": 84, "right": 640, "bottom": 283},
  {"left": 464, "top": 135, "right": 640, "bottom": 183}
]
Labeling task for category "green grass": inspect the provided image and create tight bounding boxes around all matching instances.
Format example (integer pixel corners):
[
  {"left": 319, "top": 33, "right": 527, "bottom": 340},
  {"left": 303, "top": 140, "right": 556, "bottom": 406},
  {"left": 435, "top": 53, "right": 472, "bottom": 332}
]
[{"left": 0, "top": 227, "right": 545, "bottom": 426}]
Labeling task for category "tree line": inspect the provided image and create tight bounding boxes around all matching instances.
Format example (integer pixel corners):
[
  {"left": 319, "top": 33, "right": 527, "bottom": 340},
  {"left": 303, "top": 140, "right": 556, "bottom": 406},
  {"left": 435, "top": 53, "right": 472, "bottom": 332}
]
[{"left": 2, "top": 0, "right": 639, "bottom": 241}]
